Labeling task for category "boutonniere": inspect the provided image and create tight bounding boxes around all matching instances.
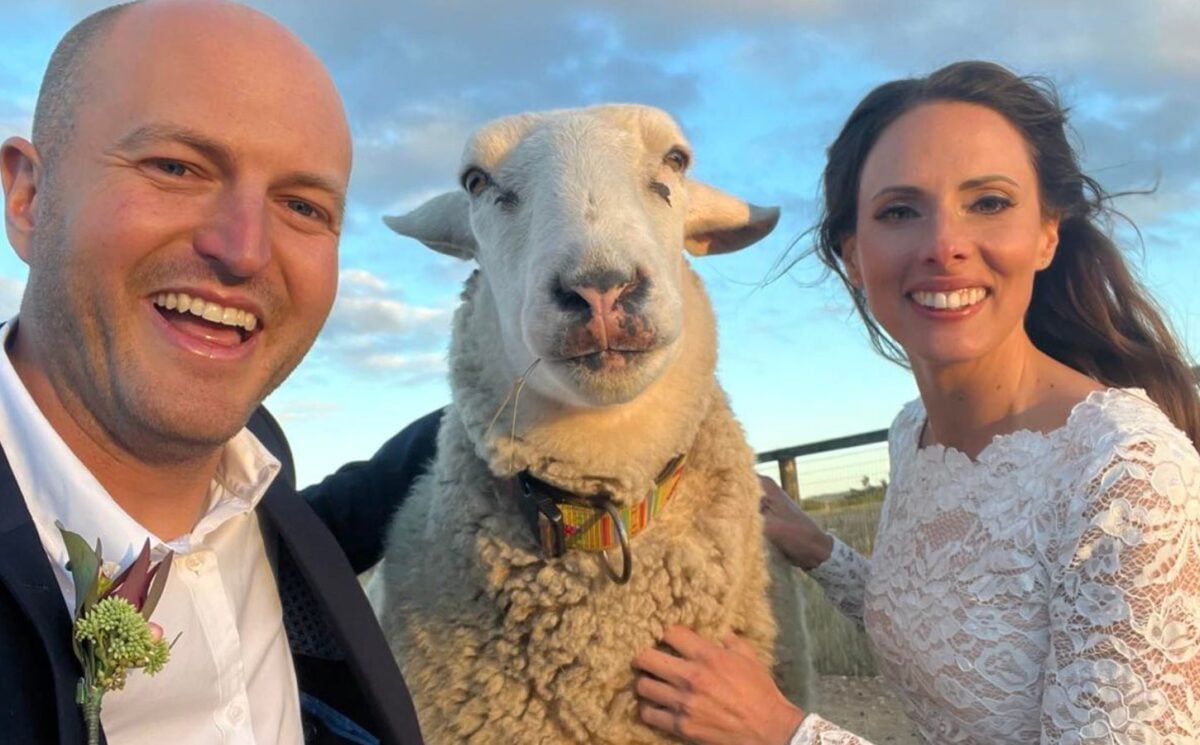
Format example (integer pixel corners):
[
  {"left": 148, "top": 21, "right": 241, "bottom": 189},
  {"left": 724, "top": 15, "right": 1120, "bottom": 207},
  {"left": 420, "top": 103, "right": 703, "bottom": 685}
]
[{"left": 56, "top": 523, "right": 176, "bottom": 745}]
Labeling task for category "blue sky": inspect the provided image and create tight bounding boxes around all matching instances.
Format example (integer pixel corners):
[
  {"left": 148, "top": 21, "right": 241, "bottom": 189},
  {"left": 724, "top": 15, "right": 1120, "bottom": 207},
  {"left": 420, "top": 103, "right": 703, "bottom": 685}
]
[{"left": 1, "top": 1, "right": 1197, "bottom": 488}]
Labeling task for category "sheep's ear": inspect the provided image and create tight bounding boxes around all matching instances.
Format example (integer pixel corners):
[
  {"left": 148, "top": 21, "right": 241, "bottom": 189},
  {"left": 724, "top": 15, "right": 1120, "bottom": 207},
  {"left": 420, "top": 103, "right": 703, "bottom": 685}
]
[
  {"left": 383, "top": 191, "right": 477, "bottom": 260},
  {"left": 683, "top": 181, "right": 780, "bottom": 256}
]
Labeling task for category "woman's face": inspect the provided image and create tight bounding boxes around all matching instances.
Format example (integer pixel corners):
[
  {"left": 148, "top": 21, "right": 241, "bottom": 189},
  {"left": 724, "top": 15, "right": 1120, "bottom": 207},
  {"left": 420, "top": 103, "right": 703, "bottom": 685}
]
[{"left": 842, "top": 100, "right": 1060, "bottom": 374}]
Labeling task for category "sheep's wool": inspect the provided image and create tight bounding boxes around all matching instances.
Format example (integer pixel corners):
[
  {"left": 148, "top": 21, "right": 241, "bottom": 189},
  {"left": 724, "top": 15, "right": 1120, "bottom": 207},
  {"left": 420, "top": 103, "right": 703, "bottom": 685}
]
[
  {"left": 372, "top": 104, "right": 809, "bottom": 744},
  {"left": 375, "top": 272, "right": 788, "bottom": 744}
]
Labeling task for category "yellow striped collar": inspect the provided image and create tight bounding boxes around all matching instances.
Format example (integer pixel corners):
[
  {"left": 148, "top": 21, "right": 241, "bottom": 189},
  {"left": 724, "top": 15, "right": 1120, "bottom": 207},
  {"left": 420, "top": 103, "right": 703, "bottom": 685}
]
[{"left": 513, "top": 454, "right": 687, "bottom": 558}]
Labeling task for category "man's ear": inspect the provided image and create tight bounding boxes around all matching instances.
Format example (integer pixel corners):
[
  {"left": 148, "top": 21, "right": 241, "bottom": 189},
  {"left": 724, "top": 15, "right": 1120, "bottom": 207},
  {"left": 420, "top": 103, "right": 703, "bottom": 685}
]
[
  {"left": 1, "top": 137, "right": 43, "bottom": 263},
  {"left": 840, "top": 235, "right": 863, "bottom": 288}
]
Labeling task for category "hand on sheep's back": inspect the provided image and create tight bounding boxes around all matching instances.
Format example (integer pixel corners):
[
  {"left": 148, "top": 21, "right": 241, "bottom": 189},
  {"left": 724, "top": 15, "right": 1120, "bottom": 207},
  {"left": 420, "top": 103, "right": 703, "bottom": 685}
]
[
  {"left": 759, "top": 476, "right": 834, "bottom": 571},
  {"left": 633, "top": 625, "right": 805, "bottom": 745}
]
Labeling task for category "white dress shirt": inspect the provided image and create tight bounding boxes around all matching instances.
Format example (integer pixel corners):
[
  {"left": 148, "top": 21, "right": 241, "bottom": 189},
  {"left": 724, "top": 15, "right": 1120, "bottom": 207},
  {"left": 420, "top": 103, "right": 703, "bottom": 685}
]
[{"left": 0, "top": 319, "right": 303, "bottom": 744}]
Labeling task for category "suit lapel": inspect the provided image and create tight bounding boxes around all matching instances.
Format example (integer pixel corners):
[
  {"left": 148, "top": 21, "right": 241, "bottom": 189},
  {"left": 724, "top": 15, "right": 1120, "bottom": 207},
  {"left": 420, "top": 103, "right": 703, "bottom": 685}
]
[
  {"left": 0, "top": 447, "right": 92, "bottom": 745},
  {"left": 257, "top": 477, "right": 423, "bottom": 745}
]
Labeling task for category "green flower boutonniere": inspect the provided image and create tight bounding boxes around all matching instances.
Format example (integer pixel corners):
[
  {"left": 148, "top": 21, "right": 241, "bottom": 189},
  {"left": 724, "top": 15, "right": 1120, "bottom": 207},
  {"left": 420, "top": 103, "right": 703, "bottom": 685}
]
[{"left": 57, "top": 523, "right": 177, "bottom": 745}]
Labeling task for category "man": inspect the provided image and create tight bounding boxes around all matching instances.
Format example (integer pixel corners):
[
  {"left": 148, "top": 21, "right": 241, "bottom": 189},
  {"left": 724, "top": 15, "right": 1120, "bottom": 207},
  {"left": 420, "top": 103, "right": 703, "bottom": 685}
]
[{"left": 0, "top": 1, "right": 426, "bottom": 742}]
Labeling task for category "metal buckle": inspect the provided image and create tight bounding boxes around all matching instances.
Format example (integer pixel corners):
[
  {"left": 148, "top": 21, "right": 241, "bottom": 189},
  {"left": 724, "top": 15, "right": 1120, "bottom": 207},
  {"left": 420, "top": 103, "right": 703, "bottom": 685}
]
[
  {"left": 517, "top": 473, "right": 565, "bottom": 558},
  {"left": 516, "top": 475, "right": 633, "bottom": 584}
]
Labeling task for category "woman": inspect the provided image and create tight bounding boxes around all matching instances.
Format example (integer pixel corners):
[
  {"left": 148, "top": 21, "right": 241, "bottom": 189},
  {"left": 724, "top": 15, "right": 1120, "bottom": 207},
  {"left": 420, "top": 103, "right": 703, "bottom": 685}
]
[{"left": 633, "top": 60, "right": 1200, "bottom": 744}]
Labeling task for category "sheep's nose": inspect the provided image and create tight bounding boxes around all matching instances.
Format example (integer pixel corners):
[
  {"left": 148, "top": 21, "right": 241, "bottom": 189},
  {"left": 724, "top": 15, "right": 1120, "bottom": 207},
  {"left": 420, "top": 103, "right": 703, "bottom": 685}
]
[{"left": 554, "top": 268, "right": 645, "bottom": 317}]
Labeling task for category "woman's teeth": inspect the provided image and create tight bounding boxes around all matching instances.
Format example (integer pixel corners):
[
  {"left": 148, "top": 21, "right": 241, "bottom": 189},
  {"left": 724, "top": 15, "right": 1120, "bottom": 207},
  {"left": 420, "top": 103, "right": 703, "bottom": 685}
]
[{"left": 911, "top": 287, "right": 986, "bottom": 310}]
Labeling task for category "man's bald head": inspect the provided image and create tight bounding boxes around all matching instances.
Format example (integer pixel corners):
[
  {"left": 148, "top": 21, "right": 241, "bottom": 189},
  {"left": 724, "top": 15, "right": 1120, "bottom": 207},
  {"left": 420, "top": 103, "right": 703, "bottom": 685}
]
[
  {"left": 31, "top": 1, "right": 135, "bottom": 180},
  {"left": 31, "top": 0, "right": 349, "bottom": 182},
  {"left": 3, "top": 0, "right": 352, "bottom": 462}
]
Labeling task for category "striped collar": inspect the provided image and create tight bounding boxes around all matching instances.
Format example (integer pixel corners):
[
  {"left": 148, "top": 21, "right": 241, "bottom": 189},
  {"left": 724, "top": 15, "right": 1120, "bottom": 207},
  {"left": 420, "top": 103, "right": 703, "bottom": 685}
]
[{"left": 513, "top": 454, "right": 687, "bottom": 559}]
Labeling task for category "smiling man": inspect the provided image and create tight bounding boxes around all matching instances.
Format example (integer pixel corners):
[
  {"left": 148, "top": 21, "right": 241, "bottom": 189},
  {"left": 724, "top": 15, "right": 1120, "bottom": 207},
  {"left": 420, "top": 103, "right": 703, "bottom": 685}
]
[{"left": 0, "top": 1, "right": 424, "bottom": 743}]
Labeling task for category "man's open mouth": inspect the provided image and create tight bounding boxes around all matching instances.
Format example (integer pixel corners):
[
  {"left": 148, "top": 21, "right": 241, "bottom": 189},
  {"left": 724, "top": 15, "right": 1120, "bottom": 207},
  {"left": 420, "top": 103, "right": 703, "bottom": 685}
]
[{"left": 152, "top": 292, "right": 258, "bottom": 346}]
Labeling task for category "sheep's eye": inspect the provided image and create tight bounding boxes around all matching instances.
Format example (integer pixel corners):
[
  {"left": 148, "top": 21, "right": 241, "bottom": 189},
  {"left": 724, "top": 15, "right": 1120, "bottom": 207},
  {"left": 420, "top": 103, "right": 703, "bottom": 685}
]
[
  {"left": 663, "top": 147, "right": 689, "bottom": 173},
  {"left": 649, "top": 180, "right": 671, "bottom": 205},
  {"left": 462, "top": 168, "right": 490, "bottom": 197},
  {"left": 495, "top": 190, "right": 519, "bottom": 209}
]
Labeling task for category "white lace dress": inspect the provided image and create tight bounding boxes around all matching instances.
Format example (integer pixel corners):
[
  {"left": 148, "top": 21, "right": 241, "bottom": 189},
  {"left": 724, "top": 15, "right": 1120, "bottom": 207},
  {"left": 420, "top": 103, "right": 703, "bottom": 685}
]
[{"left": 791, "top": 388, "right": 1200, "bottom": 744}]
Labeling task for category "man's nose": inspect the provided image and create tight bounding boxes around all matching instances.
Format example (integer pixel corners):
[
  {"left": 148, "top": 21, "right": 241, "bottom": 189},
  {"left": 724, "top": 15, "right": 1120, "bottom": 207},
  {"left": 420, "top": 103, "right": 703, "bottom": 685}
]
[{"left": 193, "top": 193, "right": 272, "bottom": 278}]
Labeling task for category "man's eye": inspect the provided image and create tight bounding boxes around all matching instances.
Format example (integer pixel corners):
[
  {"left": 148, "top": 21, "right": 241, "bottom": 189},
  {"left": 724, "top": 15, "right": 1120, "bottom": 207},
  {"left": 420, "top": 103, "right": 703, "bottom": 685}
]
[
  {"left": 286, "top": 199, "right": 318, "bottom": 218},
  {"left": 152, "top": 159, "right": 189, "bottom": 177}
]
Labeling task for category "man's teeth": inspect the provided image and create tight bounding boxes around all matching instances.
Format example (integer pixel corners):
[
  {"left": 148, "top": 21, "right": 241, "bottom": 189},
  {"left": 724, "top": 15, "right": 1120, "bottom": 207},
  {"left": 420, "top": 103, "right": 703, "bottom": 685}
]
[
  {"left": 152, "top": 293, "right": 258, "bottom": 331},
  {"left": 911, "top": 287, "right": 986, "bottom": 310}
]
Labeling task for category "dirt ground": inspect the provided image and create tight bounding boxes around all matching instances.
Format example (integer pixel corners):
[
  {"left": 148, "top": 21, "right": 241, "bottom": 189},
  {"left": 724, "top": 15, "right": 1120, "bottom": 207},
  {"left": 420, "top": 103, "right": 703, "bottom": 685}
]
[{"left": 809, "top": 675, "right": 922, "bottom": 744}]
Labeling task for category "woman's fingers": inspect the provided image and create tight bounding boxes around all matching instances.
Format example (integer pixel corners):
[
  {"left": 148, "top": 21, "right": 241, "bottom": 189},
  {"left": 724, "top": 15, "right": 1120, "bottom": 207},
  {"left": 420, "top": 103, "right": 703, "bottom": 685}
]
[
  {"left": 634, "top": 669, "right": 683, "bottom": 708},
  {"left": 660, "top": 624, "right": 712, "bottom": 660},
  {"left": 721, "top": 632, "right": 760, "bottom": 662},
  {"left": 638, "top": 702, "right": 671, "bottom": 729},
  {"left": 632, "top": 643, "right": 691, "bottom": 685}
]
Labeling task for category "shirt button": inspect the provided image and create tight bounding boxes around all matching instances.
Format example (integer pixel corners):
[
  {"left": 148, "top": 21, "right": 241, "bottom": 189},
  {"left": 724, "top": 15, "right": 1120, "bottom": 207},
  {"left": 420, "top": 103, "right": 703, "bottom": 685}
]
[
  {"left": 184, "top": 553, "right": 205, "bottom": 572},
  {"left": 228, "top": 704, "right": 244, "bottom": 723}
]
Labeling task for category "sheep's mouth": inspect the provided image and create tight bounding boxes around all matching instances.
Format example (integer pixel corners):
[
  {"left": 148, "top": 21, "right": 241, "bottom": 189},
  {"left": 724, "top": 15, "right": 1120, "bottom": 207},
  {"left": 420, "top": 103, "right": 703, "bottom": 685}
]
[{"left": 560, "top": 348, "right": 650, "bottom": 372}]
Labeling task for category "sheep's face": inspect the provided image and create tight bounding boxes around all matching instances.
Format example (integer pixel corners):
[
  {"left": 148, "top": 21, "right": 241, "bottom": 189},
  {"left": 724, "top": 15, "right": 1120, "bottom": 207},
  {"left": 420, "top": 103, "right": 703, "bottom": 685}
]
[{"left": 387, "top": 105, "right": 778, "bottom": 408}]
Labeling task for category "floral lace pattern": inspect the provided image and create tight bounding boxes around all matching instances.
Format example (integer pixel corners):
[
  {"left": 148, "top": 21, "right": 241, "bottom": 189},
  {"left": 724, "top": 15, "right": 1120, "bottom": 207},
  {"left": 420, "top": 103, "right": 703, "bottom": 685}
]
[{"left": 795, "top": 389, "right": 1200, "bottom": 745}]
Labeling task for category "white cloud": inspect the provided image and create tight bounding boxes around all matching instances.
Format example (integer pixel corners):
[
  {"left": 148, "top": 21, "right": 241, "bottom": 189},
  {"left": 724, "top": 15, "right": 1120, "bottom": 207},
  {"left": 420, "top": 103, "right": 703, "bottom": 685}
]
[
  {"left": 312, "top": 268, "right": 455, "bottom": 383},
  {"left": 361, "top": 352, "right": 445, "bottom": 373},
  {"left": 326, "top": 296, "right": 450, "bottom": 338},
  {"left": 339, "top": 268, "right": 388, "bottom": 292}
]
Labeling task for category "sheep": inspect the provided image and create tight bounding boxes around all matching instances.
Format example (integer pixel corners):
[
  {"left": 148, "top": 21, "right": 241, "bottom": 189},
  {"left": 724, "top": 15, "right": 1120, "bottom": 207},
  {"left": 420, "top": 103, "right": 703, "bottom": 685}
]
[{"left": 371, "top": 104, "right": 810, "bottom": 744}]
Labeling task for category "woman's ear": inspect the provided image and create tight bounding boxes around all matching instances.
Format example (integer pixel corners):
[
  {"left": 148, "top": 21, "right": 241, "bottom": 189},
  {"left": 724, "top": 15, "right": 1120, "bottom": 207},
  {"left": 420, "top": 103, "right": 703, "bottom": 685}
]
[
  {"left": 1036, "top": 214, "right": 1060, "bottom": 271},
  {"left": 840, "top": 235, "right": 863, "bottom": 288}
]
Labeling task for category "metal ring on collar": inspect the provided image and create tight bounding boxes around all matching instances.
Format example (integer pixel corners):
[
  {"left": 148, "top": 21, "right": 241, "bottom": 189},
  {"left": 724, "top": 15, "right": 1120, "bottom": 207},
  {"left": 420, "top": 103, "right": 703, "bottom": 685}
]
[{"left": 598, "top": 498, "right": 632, "bottom": 584}]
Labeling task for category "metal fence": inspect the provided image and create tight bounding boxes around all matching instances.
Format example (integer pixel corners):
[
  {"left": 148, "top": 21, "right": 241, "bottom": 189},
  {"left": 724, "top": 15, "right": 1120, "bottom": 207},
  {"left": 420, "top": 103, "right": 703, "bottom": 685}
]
[{"left": 757, "top": 365, "right": 1200, "bottom": 502}]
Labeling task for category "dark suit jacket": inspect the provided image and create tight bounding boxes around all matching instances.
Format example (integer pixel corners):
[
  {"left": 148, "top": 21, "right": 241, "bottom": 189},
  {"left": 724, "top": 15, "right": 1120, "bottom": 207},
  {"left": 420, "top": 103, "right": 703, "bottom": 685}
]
[
  {"left": 0, "top": 407, "right": 425, "bottom": 745},
  {"left": 303, "top": 408, "right": 443, "bottom": 574}
]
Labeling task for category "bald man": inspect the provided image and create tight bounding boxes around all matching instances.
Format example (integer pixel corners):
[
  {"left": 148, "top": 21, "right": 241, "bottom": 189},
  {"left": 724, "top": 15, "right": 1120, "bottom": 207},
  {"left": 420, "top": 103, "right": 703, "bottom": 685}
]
[{"left": 0, "top": 2, "right": 425, "bottom": 743}]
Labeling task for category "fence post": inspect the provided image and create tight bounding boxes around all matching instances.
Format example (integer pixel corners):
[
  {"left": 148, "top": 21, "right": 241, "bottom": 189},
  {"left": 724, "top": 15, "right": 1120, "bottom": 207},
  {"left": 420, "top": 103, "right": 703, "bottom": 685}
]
[{"left": 778, "top": 457, "right": 800, "bottom": 503}]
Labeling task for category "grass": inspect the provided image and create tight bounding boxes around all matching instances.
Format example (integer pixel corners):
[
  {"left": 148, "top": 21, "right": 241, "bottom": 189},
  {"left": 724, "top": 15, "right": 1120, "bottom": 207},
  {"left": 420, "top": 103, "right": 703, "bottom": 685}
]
[{"left": 799, "top": 499, "right": 883, "bottom": 676}]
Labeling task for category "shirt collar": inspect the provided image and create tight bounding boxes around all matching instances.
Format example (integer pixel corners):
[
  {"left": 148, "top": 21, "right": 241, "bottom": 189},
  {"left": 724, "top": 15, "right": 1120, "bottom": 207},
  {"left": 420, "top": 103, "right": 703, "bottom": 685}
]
[{"left": 0, "top": 317, "right": 280, "bottom": 605}]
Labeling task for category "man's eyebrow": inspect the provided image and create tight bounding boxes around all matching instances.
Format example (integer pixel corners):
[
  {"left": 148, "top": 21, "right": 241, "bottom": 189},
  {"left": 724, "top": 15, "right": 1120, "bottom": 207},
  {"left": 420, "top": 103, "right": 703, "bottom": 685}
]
[
  {"left": 114, "top": 123, "right": 347, "bottom": 217},
  {"left": 279, "top": 171, "right": 347, "bottom": 219},
  {"left": 114, "top": 124, "right": 233, "bottom": 167}
]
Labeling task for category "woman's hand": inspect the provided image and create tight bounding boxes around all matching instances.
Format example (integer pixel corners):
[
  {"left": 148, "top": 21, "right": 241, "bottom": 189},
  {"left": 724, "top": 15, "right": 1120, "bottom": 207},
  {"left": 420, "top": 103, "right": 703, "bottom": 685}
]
[
  {"left": 632, "top": 625, "right": 805, "bottom": 745},
  {"left": 759, "top": 475, "right": 833, "bottom": 570}
]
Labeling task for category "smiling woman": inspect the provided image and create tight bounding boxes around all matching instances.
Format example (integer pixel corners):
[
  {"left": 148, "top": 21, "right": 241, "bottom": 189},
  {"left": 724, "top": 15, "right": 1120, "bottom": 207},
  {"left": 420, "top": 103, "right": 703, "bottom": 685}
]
[{"left": 633, "top": 60, "right": 1200, "bottom": 745}]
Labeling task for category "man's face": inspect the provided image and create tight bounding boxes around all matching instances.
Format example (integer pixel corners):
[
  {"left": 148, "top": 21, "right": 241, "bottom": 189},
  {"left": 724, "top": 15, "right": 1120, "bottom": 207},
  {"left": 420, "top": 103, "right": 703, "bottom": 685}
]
[{"left": 18, "top": 4, "right": 351, "bottom": 458}]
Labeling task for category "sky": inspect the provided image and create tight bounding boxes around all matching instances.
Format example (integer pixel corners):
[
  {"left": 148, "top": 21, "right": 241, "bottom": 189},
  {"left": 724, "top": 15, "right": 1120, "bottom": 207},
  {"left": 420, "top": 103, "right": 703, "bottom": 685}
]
[{"left": 0, "top": 0, "right": 1197, "bottom": 489}]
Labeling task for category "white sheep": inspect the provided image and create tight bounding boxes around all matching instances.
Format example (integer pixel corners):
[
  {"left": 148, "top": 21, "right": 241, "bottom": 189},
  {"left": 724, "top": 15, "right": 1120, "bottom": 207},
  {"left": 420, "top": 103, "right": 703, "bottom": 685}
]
[{"left": 371, "top": 104, "right": 810, "bottom": 744}]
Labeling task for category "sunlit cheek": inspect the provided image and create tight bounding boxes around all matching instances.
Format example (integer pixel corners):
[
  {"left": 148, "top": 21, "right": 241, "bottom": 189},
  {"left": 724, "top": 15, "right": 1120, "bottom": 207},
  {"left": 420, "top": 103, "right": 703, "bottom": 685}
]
[{"left": 308, "top": 254, "right": 340, "bottom": 318}]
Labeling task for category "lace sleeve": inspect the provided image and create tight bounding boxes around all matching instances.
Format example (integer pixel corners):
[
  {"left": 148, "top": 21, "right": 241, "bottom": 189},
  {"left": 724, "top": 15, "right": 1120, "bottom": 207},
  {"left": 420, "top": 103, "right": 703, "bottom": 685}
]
[
  {"left": 788, "top": 714, "right": 875, "bottom": 744},
  {"left": 806, "top": 536, "right": 869, "bottom": 627},
  {"left": 1040, "top": 431, "right": 1200, "bottom": 741}
]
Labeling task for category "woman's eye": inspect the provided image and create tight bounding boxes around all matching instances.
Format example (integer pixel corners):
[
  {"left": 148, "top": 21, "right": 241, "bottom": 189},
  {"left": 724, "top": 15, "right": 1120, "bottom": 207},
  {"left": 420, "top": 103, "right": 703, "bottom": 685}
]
[
  {"left": 973, "top": 195, "right": 1013, "bottom": 214},
  {"left": 875, "top": 204, "right": 918, "bottom": 222}
]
